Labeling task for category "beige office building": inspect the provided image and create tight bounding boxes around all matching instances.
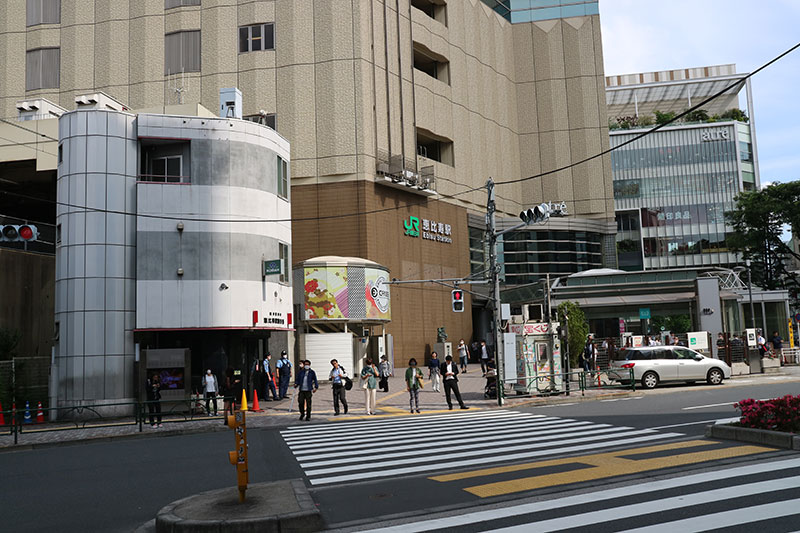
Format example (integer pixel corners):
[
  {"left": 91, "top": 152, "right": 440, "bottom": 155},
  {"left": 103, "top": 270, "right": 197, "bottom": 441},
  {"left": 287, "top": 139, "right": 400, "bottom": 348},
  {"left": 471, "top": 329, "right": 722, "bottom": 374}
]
[{"left": 1, "top": 0, "right": 615, "bottom": 365}]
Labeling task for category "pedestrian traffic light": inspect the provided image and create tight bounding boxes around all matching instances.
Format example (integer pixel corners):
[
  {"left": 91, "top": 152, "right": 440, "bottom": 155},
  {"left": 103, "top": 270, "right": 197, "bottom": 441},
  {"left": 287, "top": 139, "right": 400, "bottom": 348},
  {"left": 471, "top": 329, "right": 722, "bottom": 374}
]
[
  {"left": 519, "top": 204, "right": 551, "bottom": 225},
  {"left": 227, "top": 409, "right": 249, "bottom": 502},
  {"left": 0, "top": 224, "right": 38, "bottom": 242},
  {"left": 452, "top": 289, "right": 465, "bottom": 312}
]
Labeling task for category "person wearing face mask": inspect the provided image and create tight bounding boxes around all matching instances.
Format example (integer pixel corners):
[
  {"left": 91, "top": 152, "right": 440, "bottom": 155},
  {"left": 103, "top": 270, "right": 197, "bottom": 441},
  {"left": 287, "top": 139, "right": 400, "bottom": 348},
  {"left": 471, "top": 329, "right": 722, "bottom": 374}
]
[
  {"left": 263, "top": 352, "right": 278, "bottom": 401},
  {"left": 294, "top": 360, "right": 318, "bottom": 421},
  {"left": 201, "top": 369, "right": 218, "bottom": 416},
  {"left": 276, "top": 350, "right": 292, "bottom": 400},
  {"left": 406, "top": 358, "right": 424, "bottom": 414}
]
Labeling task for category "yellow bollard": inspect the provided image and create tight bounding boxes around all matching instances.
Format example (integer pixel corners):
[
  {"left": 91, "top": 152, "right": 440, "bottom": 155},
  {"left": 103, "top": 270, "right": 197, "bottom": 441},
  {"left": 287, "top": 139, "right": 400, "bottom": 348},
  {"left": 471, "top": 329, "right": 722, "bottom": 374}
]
[
  {"left": 240, "top": 388, "right": 248, "bottom": 412},
  {"left": 227, "top": 410, "right": 249, "bottom": 502}
]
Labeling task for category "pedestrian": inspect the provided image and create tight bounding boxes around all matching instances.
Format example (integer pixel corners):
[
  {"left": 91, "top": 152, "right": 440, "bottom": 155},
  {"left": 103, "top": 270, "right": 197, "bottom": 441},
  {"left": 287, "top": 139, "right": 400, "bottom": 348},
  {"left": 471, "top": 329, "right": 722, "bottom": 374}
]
[
  {"left": 771, "top": 331, "right": 783, "bottom": 359},
  {"left": 276, "top": 350, "right": 292, "bottom": 399},
  {"left": 757, "top": 330, "right": 768, "bottom": 357},
  {"left": 329, "top": 359, "right": 349, "bottom": 415},
  {"left": 458, "top": 339, "right": 469, "bottom": 372},
  {"left": 581, "top": 336, "right": 596, "bottom": 373},
  {"left": 360, "top": 357, "right": 379, "bottom": 415},
  {"left": 252, "top": 359, "right": 266, "bottom": 404},
  {"left": 606, "top": 338, "right": 617, "bottom": 361},
  {"left": 263, "top": 352, "right": 278, "bottom": 401},
  {"left": 716, "top": 333, "right": 726, "bottom": 350},
  {"left": 406, "top": 358, "right": 424, "bottom": 414},
  {"left": 428, "top": 351, "right": 441, "bottom": 392},
  {"left": 378, "top": 355, "right": 392, "bottom": 392},
  {"left": 294, "top": 360, "right": 318, "bottom": 421},
  {"left": 146, "top": 372, "right": 162, "bottom": 428},
  {"left": 441, "top": 354, "right": 468, "bottom": 410},
  {"left": 480, "top": 340, "right": 490, "bottom": 375},
  {"left": 222, "top": 367, "right": 234, "bottom": 424},
  {"left": 201, "top": 369, "right": 218, "bottom": 416}
]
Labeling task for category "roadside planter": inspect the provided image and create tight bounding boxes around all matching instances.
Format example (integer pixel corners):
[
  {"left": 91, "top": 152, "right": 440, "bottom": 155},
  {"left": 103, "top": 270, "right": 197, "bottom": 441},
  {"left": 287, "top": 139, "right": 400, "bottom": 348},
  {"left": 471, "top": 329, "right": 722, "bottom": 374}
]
[
  {"left": 705, "top": 394, "right": 800, "bottom": 450},
  {"left": 761, "top": 357, "right": 781, "bottom": 374}
]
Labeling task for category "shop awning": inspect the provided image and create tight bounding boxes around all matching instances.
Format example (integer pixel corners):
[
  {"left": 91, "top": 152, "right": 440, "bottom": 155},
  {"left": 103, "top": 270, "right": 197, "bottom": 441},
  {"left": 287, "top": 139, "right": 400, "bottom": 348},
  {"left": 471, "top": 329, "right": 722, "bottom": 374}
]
[{"left": 555, "top": 291, "right": 696, "bottom": 308}]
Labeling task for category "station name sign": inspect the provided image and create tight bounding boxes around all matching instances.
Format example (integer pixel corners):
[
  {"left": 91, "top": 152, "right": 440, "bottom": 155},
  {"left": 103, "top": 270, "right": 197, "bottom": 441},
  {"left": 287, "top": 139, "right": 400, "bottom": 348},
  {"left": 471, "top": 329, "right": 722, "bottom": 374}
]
[{"left": 403, "top": 216, "right": 453, "bottom": 244}]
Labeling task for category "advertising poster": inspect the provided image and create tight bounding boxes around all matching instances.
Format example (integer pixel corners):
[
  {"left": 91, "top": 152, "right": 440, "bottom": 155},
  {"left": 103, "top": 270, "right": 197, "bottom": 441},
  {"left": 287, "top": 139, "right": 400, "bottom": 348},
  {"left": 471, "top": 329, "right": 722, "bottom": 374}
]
[
  {"left": 304, "top": 267, "right": 348, "bottom": 320},
  {"left": 365, "top": 268, "right": 391, "bottom": 320}
]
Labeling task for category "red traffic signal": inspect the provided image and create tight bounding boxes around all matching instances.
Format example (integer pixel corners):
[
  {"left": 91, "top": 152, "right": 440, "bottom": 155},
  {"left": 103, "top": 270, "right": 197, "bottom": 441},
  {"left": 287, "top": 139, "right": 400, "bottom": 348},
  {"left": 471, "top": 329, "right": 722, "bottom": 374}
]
[
  {"left": 451, "top": 289, "right": 464, "bottom": 312},
  {"left": 0, "top": 224, "right": 38, "bottom": 242}
]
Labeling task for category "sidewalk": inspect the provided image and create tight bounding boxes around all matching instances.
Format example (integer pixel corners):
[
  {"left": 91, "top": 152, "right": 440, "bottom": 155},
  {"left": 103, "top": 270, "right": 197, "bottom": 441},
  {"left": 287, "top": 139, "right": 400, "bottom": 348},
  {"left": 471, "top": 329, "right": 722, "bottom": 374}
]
[{"left": 4, "top": 366, "right": 797, "bottom": 450}]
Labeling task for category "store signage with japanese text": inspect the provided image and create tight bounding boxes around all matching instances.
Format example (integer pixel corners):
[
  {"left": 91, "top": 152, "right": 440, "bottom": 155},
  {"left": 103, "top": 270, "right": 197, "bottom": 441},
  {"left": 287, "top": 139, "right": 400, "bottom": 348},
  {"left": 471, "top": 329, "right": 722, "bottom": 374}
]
[{"left": 403, "top": 215, "right": 452, "bottom": 244}]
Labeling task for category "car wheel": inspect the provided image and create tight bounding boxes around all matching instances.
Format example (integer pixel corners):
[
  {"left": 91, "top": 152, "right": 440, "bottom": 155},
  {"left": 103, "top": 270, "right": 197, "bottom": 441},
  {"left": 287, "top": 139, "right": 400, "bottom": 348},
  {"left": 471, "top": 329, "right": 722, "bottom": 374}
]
[
  {"left": 707, "top": 368, "right": 724, "bottom": 385},
  {"left": 642, "top": 371, "right": 659, "bottom": 389}
]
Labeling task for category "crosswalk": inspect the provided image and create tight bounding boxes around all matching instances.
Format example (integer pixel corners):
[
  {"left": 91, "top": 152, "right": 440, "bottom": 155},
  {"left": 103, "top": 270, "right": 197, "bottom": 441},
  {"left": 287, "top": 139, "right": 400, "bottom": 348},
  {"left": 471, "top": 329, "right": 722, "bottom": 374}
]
[
  {"left": 358, "top": 456, "right": 800, "bottom": 532},
  {"left": 279, "top": 410, "right": 684, "bottom": 486}
]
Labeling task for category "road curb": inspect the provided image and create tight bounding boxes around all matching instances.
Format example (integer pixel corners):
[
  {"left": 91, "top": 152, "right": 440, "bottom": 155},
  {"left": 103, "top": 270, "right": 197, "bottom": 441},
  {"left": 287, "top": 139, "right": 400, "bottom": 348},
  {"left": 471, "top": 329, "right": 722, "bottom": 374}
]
[{"left": 705, "top": 424, "right": 800, "bottom": 450}]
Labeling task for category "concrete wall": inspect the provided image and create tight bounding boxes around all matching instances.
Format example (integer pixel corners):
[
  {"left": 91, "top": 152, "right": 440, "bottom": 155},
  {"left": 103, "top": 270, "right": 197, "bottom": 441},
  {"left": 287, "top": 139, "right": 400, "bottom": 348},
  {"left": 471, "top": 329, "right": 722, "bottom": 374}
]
[{"left": 0, "top": 250, "right": 54, "bottom": 357}]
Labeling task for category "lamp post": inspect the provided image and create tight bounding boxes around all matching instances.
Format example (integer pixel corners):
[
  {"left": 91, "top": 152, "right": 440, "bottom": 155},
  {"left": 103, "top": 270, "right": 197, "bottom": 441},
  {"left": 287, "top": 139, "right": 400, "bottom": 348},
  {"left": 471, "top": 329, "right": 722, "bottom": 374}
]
[{"left": 746, "top": 259, "right": 756, "bottom": 330}]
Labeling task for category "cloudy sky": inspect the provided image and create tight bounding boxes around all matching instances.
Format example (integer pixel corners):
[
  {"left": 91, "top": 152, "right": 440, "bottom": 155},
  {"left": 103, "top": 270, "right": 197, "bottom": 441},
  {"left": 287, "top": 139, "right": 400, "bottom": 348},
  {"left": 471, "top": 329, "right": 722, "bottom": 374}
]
[{"left": 599, "top": 0, "right": 800, "bottom": 185}]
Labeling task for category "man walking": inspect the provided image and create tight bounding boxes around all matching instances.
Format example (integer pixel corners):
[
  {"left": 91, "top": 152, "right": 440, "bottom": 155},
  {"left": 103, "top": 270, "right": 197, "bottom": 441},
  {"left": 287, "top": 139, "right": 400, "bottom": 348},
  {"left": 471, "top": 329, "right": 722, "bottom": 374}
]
[
  {"left": 263, "top": 352, "right": 278, "bottom": 401},
  {"left": 441, "top": 355, "right": 468, "bottom": 410},
  {"left": 480, "top": 341, "right": 490, "bottom": 375},
  {"left": 294, "top": 360, "right": 318, "bottom": 421},
  {"left": 201, "top": 369, "right": 218, "bottom": 416},
  {"left": 581, "top": 336, "right": 596, "bottom": 374},
  {"left": 329, "top": 359, "right": 349, "bottom": 415},
  {"left": 276, "top": 350, "right": 292, "bottom": 399}
]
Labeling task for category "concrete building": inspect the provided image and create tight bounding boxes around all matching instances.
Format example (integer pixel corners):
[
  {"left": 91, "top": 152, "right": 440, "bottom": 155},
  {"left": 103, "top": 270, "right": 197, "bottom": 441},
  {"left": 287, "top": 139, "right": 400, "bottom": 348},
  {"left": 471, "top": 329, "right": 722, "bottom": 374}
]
[
  {"left": 1, "top": 0, "right": 615, "bottom": 367},
  {"left": 52, "top": 104, "right": 291, "bottom": 408},
  {"left": 605, "top": 64, "right": 760, "bottom": 271}
]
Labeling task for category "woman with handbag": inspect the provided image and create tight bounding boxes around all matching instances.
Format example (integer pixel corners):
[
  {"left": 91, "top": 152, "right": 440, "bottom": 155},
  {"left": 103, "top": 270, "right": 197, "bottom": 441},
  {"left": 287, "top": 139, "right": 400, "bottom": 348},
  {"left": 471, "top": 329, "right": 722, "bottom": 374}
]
[
  {"left": 406, "top": 358, "right": 424, "bottom": 414},
  {"left": 360, "top": 357, "right": 379, "bottom": 415}
]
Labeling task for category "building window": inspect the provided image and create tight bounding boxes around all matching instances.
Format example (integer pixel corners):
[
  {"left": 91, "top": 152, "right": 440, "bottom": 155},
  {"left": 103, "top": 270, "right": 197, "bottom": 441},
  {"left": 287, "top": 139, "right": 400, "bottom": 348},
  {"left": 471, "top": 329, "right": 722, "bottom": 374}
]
[
  {"left": 413, "top": 43, "right": 450, "bottom": 85},
  {"left": 164, "top": 31, "right": 201, "bottom": 75},
  {"left": 151, "top": 156, "right": 182, "bottom": 183},
  {"left": 26, "top": 48, "right": 60, "bottom": 90},
  {"left": 239, "top": 23, "right": 275, "bottom": 53},
  {"left": 279, "top": 242, "right": 290, "bottom": 284},
  {"left": 411, "top": 0, "right": 447, "bottom": 26},
  {"left": 141, "top": 140, "right": 190, "bottom": 183},
  {"left": 416, "top": 128, "right": 454, "bottom": 166},
  {"left": 277, "top": 156, "right": 289, "bottom": 199},
  {"left": 56, "top": 223, "right": 61, "bottom": 245},
  {"left": 165, "top": 0, "right": 200, "bottom": 8},
  {"left": 244, "top": 113, "right": 276, "bottom": 131},
  {"left": 58, "top": 144, "right": 63, "bottom": 163},
  {"left": 27, "top": 0, "right": 60, "bottom": 26}
]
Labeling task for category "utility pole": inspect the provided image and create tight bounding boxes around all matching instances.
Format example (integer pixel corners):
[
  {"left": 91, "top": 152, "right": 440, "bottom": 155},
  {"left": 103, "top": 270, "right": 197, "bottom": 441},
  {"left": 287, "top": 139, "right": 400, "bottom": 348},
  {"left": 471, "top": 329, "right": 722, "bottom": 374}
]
[{"left": 487, "top": 178, "right": 504, "bottom": 406}]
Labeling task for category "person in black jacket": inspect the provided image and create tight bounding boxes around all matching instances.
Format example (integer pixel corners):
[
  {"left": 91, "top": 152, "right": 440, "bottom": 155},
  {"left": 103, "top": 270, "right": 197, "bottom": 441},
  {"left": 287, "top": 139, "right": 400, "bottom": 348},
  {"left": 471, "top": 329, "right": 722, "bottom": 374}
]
[
  {"left": 145, "top": 373, "right": 162, "bottom": 428},
  {"left": 440, "top": 355, "right": 469, "bottom": 410}
]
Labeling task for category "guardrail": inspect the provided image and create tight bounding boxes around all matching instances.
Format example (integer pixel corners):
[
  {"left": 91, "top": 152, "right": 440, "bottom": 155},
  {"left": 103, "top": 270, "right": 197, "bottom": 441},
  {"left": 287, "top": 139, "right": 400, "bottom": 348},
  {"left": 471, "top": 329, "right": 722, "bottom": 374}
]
[
  {"left": 0, "top": 397, "right": 234, "bottom": 445},
  {"left": 499, "top": 368, "right": 635, "bottom": 399}
]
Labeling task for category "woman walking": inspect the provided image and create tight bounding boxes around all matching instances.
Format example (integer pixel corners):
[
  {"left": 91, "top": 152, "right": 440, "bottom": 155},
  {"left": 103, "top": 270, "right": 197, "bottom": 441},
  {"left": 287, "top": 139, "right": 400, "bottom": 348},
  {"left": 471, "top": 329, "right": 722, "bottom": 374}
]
[
  {"left": 428, "top": 351, "right": 441, "bottom": 392},
  {"left": 361, "top": 357, "right": 379, "bottom": 415},
  {"left": 406, "top": 358, "right": 424, "bottom": 414},
  {"left": 378, "top": 355, "right": 392, "bottom": 392}
]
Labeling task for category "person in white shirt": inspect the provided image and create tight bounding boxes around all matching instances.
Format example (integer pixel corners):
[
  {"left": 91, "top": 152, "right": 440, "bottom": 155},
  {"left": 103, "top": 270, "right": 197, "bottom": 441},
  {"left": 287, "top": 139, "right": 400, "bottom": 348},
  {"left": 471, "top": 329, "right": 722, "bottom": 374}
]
[
  {"left": 440, "top": 355, "right": 468, "bottom": 410},
  {"left": 329, "top": 359, "right": 349, "bottom": 416},
  {"left": 201, "top": 369, "right": 218, "bottom": 416},
  {"left": 458, "top": 339, "right": 469, "bottom": 372}
]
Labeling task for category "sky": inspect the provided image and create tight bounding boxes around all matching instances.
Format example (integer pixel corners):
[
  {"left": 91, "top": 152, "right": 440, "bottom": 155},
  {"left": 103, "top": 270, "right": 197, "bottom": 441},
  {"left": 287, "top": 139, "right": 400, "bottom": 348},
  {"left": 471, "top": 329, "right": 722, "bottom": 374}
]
[{"left": 599, "top": 0, "right": 800, "bottom": 186}]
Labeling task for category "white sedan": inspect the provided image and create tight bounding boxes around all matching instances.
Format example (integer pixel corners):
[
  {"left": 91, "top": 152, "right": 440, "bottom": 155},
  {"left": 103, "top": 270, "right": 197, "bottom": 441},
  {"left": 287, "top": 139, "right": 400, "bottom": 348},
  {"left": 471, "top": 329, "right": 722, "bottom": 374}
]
[{"left": 608, "top": 346, "right": 732, "bottom": 389}]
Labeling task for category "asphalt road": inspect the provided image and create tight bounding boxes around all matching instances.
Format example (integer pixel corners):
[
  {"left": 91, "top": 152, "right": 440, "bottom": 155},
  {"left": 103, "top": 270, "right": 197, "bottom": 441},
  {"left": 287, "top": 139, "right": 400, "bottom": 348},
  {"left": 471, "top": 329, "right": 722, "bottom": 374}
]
[{"left": 1, "top": 377, "right": 797, "bottom": 532}]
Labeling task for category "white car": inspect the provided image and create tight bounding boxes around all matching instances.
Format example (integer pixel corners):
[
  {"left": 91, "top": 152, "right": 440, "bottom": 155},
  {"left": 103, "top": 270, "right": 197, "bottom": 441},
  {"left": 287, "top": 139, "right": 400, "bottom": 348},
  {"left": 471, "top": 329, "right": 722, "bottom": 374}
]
[{"left": 608, "top": 346, "right": 732, "bottom": 389}]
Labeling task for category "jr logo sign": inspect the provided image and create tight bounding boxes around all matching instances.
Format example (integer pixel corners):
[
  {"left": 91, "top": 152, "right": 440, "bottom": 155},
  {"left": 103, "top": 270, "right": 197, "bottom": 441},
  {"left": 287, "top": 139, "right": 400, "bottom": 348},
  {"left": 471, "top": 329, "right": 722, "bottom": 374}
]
[{"left": 404, "top": 216, "right": 420, "bottom": 237}]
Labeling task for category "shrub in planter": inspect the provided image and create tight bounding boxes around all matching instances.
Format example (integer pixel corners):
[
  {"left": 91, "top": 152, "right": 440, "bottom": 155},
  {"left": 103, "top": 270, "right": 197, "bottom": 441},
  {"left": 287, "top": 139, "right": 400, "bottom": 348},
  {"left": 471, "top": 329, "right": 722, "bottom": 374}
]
[{"left": 734, "top": 395, "right": 800, "bottom": 433}]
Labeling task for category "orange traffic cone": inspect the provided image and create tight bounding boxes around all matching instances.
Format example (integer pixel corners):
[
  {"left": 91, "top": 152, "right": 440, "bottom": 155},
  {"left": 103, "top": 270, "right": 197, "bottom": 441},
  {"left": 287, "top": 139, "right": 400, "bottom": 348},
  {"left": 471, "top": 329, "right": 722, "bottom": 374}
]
[
  {"left": 0, "top": 401, "right": 5, "bottom": 426},
  {"left": 251, "top": 389, "right": 262, "bottom": 412},
  {"left": 240, "top": 388, "right": 248, "bottom": 411},
  {"left": 36, "top": 401, "right": 45, "bottom": 424}
]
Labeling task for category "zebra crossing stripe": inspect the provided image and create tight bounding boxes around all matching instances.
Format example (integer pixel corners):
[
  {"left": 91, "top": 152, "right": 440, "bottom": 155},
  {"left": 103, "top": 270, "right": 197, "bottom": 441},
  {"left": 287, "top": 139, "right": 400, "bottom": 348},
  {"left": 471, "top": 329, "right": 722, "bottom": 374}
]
[
  {"left": 293, "top": 421, "right": 601, "bottom": 461},
  {"left": 354, "top": 458, "right": 800, "bottom": 533},
  {"left": 306, "top": 432, "right": 682, "bottom": 485},
  {"left": 485, "top": 476, "right": 800, "bottom": 532}
]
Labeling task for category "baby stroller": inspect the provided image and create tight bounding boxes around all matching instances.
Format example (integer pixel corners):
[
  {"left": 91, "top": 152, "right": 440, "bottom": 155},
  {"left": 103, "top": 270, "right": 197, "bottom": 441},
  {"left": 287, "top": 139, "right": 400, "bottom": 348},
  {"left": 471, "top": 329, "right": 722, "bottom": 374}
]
[{"left": 484, "top": 368, "right": 497, "bottom": 399}]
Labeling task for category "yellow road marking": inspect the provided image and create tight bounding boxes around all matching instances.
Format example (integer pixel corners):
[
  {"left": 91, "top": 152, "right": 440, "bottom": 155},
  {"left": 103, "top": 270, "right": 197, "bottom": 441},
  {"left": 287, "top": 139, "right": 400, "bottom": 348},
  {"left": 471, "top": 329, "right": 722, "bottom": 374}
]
[
  {"left": 432, "top": 440, "right": 773, "bottom": 498},
  {"left": 376, "top": 389, "right": 408, "bottom": 404}
]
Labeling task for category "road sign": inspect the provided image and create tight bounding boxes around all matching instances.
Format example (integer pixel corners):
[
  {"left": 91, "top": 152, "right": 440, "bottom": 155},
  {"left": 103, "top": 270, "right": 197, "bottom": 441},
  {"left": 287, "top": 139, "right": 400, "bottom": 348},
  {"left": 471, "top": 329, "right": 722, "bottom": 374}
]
[
  {"left": 794, "top": 313, "right": 800, "bottom": 323},
  {"left": 639, "top": 308, "right": 651, "bottom": 320}
]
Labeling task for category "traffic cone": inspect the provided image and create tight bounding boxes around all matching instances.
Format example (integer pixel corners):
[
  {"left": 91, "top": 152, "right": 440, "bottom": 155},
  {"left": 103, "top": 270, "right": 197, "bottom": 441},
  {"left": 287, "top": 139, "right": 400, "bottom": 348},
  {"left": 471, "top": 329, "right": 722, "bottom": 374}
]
[
  {"left": 251, "top": 390, "right": 262, "bottom": 412},
  {"left": 36, "top": 401, "right": 45, "bottom": 424},
  {"left": 0, "top": 401, "right": 5, "bottom": 426},
  {"left": 23, "top": 401, "right": 32, "bottom": 424},
  {"left": 240, "top": 388, "right": 248, "bottom": 412}
]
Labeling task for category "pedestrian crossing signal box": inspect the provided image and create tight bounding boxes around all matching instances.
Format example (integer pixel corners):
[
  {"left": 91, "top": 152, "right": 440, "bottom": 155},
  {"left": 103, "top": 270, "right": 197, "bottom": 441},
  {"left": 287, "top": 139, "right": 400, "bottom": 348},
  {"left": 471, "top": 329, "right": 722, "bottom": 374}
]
[
  {"left": 451, "top": 289, "right": 464, "bottom": 312},
  {"left": 227, "top": 410, "right": 249, "bottom": 502}
]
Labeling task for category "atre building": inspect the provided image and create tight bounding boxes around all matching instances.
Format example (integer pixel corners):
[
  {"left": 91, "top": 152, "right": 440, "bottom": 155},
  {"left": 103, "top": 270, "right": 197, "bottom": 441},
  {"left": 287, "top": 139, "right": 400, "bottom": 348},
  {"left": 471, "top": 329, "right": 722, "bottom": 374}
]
[{"left": 0, "top": 0, "right": 615, "bottom": 369}]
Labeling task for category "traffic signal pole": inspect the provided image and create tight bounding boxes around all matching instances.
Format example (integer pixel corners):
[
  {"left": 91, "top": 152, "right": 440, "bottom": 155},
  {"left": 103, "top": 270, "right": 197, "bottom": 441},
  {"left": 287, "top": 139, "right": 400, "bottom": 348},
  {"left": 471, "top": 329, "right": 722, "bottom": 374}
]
[{"left": 487, "top": 178, "right": 504, "bottom": 406}]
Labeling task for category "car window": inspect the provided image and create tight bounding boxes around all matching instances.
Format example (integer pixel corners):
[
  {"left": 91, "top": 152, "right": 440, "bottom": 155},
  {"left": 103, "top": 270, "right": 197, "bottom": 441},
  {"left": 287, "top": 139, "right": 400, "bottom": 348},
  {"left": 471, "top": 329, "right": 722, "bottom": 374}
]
[
  {"left": 675, "top": 348, "right": 699, "bottom": 360},
  {"left": 630, "top": 350, "right": 651, "bottom": 361},
  {"left": 651, "top": 348, "right": 674, "bottom": 360}
]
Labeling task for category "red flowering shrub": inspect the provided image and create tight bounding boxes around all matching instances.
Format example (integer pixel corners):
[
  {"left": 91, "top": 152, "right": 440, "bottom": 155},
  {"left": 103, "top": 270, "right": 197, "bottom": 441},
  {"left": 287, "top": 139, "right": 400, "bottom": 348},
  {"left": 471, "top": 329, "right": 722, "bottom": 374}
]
[{"left": 734, "top": 395, "right": 800, "bottom": 433}]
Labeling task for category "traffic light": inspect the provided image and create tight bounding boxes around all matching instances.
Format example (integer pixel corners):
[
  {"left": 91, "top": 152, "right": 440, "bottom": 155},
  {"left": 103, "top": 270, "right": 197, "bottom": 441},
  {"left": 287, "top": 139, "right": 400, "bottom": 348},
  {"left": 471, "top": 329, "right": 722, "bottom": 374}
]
[
  {"left": 451, "top": 289, "right": 464, "bottom": 312},
  {"left": 1, "top": 224, "right": 38, "bottom": 242},
  {"left": 519, "top": 204, "right": 551, "bottom": 225}
]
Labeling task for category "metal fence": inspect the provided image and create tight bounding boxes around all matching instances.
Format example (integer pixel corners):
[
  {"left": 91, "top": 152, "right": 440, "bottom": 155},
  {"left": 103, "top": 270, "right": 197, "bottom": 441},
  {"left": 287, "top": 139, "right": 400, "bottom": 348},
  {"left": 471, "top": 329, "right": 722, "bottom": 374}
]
[
  {"left": 500, "top": 368, "right": 635, "bottom": 398},
  {"left": 0, "top": 356, "right": 50, "bottom": 411}
]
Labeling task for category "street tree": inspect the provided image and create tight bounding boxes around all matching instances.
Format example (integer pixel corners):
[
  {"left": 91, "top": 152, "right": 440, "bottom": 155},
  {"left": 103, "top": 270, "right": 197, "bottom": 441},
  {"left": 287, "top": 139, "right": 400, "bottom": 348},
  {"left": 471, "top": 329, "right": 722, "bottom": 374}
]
[{"left": 556, "top": 301, "right": 588, "bottom": 367}]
